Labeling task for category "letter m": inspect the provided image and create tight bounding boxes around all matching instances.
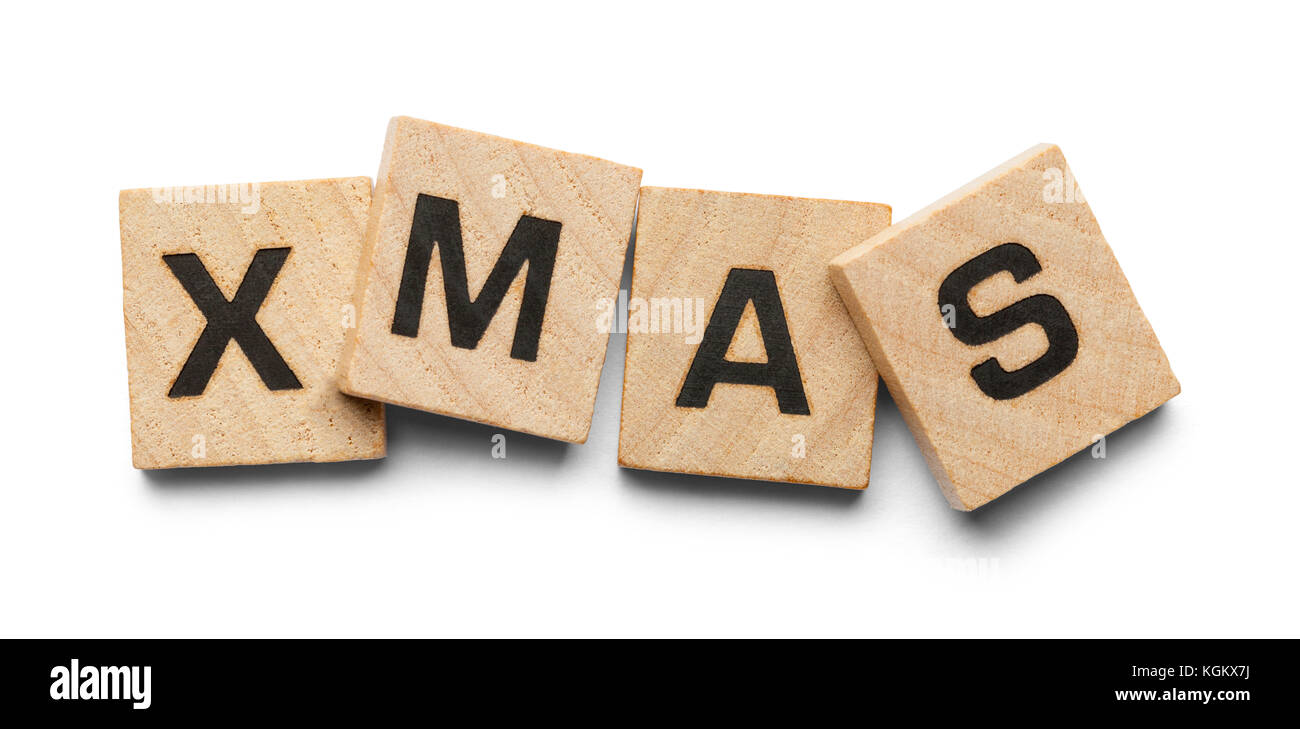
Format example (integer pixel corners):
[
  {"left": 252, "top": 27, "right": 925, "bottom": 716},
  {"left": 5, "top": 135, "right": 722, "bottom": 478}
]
[{"left": 390, "top": 193, "right": 562, "bottom": 362}]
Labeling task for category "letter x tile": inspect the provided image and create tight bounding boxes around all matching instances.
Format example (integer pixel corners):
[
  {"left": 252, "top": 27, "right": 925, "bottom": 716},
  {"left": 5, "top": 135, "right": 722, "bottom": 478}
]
[{"left": 119, "top": 177, "right": 385, "bottom": 468}]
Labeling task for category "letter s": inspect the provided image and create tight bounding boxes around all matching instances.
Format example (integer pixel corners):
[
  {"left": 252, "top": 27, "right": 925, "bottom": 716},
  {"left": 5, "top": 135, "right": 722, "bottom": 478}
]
[{"left": 938, "top": 243, "right": 1078, "bottom": 400}]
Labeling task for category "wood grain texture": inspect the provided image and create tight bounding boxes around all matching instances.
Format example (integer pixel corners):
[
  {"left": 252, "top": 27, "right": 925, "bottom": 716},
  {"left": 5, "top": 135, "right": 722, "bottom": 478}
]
[
  {"left": 830, "top": 144, "right": 1179, "bottom": 510},
  {"left": 619, "top": 187, "right": 891, "bottom": 488},
  {"left": 120, "top": 177, "right": 385, "bottom": 469},
  {"left": 339, "top": 117, "right": 642, "bottom": 443}
]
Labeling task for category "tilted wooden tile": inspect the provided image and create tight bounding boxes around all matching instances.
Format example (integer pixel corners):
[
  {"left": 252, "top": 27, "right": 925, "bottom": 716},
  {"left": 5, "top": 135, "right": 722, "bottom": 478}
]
[
  {"left": 618, "top": 187, "right": 891, "bottom": 488},
  {"left": 120, "top": 178, "right": 386, "bottom": 469},
  {"left": 830, "top": 144, "right": 1179, "bottom": 510},
  {"left": 338, "top": 117, "right": 642, "bottom": 443}
]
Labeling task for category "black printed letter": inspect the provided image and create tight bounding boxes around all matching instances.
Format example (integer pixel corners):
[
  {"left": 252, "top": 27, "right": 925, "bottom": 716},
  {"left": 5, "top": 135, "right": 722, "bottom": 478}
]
[
  {"left": 390, "top": 194, "right": 562, "bottom": 362},
  {"left": 164, "top": 247, "right": 301, "bottom": 398},
  {"left": 676, "top": 268, "right": 810, "bottom": 415},
  {"left": 937, "top": 242, "right": 1079, "bottom": 400}
]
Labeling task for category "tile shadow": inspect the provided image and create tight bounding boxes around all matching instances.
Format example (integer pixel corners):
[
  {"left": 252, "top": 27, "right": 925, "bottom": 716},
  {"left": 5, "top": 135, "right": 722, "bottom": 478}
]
[{"left": 952, "top": 402, "right": 1179, "bottom": 530}]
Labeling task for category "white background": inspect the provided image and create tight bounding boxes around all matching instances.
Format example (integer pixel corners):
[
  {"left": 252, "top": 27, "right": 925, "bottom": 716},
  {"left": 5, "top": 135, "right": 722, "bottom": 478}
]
[{"left": 2, "top": 1, "right": 1295, "bottom": 637}]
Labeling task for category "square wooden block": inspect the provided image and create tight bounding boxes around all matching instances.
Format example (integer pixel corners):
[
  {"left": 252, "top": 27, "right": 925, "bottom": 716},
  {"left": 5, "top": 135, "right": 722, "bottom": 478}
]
[
  {"left": 339, "top": 117, "right": 642, "bottom": 443},
  {"left": 830, "top": 144, "right": 1180, "bottom": 510},
  {"left": 120, "top": 177, "right": 386, "bottom": 469},
  {"left": 618, "top": 187, "right": 891, "bottom": 488}
]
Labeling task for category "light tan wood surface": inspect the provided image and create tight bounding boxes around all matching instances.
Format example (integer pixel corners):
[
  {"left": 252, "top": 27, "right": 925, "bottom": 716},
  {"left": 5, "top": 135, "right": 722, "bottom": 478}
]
[
  {"left": 120, "top": 177, "right": 386, "bottom": 469},
  {"left": 830, "top": 144, "right": 1179, "bottom": 510},
  {"left": 619, "top": 187, "right": 891, "bottom": 488}
]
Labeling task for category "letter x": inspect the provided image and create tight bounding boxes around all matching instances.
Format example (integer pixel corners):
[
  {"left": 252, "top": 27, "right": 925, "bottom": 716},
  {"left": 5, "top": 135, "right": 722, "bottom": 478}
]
[{"left": 163, "top": 247, "right": 302, "bottom": 398}]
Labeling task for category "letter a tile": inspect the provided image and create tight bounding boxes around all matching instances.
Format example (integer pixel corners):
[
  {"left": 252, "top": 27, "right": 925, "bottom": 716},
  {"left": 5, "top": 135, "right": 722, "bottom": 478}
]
[
  {"left": 830, "top": 144, "right": 1180, "bottom": 510},
  {"left": 338, "top": 117, "right": 642, "bottom": 443},
  {"left": 619, "top": 188, "right": 891, "bottom": 488},
  {"left": 120, "top": 178, "right": 386, "bottom": 468}
]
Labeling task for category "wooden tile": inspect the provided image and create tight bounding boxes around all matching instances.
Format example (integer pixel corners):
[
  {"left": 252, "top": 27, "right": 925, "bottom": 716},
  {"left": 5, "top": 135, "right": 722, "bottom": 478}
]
[
  {"left": 618, "top": 188, "right": 891, "bottom": 488},
  {"left": 830, "top": 144, "right": 1180, "bottom": 510},
  {"left": 120, "top": 177, "right": 386, "bottom": 469},
  {"left": 338, "top": 117, "right": 642, "bottom": 443}
]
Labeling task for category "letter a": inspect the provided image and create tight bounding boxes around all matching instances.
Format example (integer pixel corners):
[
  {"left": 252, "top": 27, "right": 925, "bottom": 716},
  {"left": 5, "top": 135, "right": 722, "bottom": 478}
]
[{"left": 676, "top": 268, "right": 810, "bottom": 415}]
